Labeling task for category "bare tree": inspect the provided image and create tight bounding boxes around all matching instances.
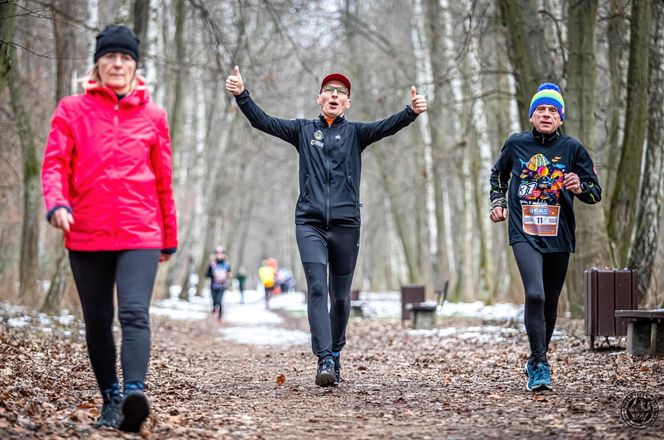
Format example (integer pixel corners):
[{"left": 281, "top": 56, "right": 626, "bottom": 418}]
[
  {"left": 421, "top": 0, "right": 454, "bottom": 293},
  {"left": 2, "top": 0, "right": 41, "bottom": 304},
  {"left": 132, "top": 0, "right": 150, "bottom": 52},
  {"left": 629, "top": 0, "right": 664, "bottom": 304},
  {"left": 608, "top": 0, "right": 650, "bottom": 266},
  {"left": 563, "top": 0, "right": 612, "bottom": 316},
  {"left": 497, "top": 0, "right": 557, "bottom": 129},
  {"left": 602, "top": 0, "right": 629, "bottom": 203},
  {"left": 0, "top": 2, "right": 12, "bottom": 92},
  {"left": 42, "top": 0, "right": 87, "bottom": 313}
]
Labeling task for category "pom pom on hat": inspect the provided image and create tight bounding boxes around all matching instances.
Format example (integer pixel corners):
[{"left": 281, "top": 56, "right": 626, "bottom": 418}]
[{"left": 529, "top": 82, "right": 565, "bottom": 121}]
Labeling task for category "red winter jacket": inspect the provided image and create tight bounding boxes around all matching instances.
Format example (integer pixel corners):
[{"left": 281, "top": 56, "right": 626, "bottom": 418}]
[{"left": 41, "top": 79, "right": 178, "bottom": 252}]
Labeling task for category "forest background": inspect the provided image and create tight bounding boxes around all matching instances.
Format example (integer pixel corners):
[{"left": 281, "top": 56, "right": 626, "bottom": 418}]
[{"left": 1, "top": 0, "right": 663, "bottom": 317}]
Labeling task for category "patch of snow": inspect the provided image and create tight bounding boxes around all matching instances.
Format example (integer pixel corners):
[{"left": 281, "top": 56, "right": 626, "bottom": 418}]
[
  {"left": 7, "top": 316, "right": 31, "bottom": 327},
  {"left": 150, "top": 306, "right": 208, "bottom": 321},
  {"left": 409, "top": 325, "right": 564, "bottom": 343},
  {"left": 218, "top": 326, "right": 309, "bottom": 347}
]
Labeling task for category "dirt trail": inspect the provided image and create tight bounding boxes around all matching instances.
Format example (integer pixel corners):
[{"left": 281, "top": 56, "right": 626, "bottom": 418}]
[{"left": 1, "top": 308, "right": 663, "bottom": 439}]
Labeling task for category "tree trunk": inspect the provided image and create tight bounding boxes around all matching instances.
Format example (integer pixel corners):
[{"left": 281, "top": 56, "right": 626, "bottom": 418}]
[
  {"left": 42, "top": 0, "right": 85, "bottom": 313},
  {"left": 422, "top": 0, "right": 453, "bottom": 291},
  {"left": 162, "top": 0, "right": 188, "bottom": 294},
  {"left": 497, "top": 0, "right": 556, "bottom": 130},
  {"left": 564, "top": 0, "right": 612, "bottom": 317},
  {"left": 628, "top": 0, "right": 664, "bottom": 305},
  {"left": 0, "top": 1, "right": 12, "bottom": 94},
  {"left": 132, "top": 0, "right": 150, "bottom": 55},
  {"left": 477, "top": 6, "right": 518, "bottom": 302},
  {"left": 52, "top": 0, "right": 78, "bottom": 102},
  {"left": 603, "top": 0, "right": 628, "bottom": 207},
  {"left": 168, "top": 0, "right": 186, "bottom": 159},
  {"left": 376, "top": 152, "right": 422, "bottom": 283},
  {"left": 607, "top": 0, "right": 651, "bottom": 266},
  {"left": 42, "top": 249, "right": 69, "bottom": 313},
  {"left": 5, "top": 5, "right": 40, "bottom": 304}
]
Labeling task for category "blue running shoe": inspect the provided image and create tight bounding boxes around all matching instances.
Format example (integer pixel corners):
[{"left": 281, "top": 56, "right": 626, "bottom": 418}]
[
  {"left": 525, "top": 361, "right": 538, "bottom": 391},
  {"left": 527, "top": 362, "right": 552, "bottom": 391},
  {"left": 537, "top": 362, "right": 552, "bottom": 390}
]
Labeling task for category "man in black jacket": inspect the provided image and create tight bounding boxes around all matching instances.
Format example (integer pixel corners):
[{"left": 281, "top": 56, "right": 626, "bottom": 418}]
[
  {"left": 226, "top": 66, "right": 427, "bottom": 387},
  {"left": 489, "top": 83, "right": 601, "bottom": 392}
]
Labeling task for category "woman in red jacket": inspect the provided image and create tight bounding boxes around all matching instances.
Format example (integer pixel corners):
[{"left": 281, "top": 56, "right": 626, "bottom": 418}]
[{"left": 41, "top": 25, "right": 177, "bottom": 432}]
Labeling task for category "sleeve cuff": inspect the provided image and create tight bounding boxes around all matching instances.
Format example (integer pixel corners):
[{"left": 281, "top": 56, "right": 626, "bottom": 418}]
[
  {"left": 490, "top": 197, "right": 507, "bottom": 210},
  {"left": 161, "top": 247, "right": 177, "bottom": 255},
  {"left": 405, "top": 105, "right": 418, "bottom": 118},
  {"left": 46, "top": 205, "right": 72, "bottom": 222},
  {"left": 235, "top": 89, "right": 249, "bottom": 100}
]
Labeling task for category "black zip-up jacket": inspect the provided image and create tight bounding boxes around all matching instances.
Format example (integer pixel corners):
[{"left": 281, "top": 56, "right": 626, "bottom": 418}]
[
  {"left": 235, "top": 89, "right": 419, "bottom": 227},
  {"left": 489, "top": 128, "right": 601, "bottom": 253}
]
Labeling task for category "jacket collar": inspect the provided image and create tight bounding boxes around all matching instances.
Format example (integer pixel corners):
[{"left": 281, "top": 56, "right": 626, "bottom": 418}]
[
  {"left": 84, "top": 76, "right": 150, "bottom": 106},
  {"left": 318, "top": 114, "right": 346, "bottom": 127},
  {"left": 531, "top": 127, "right": 560, "bottom": 144}
]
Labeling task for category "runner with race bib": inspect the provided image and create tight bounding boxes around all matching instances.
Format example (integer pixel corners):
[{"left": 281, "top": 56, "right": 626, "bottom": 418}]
[{"left": 489, "top": 83, "right": 601, "bottom": 392}]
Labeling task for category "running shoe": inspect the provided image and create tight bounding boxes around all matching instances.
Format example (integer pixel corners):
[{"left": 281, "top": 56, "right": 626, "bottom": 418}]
[
  {"left": 333, "top": 355, "right": 342, "bottom": 386},
  {"left": 525, "top": 361, "right": 538, "bottom": 391},
  {"left": 95, "top": 393, "right": 122, "bottom": 429},
  {"left": 526, "top": 361, "right": 553, "bottom": 391},
  {"left": 315, "top": 357, "right": 336, "bottom": 387},
  {"left": 536, "top": 362, "right": 553, "bottom": 390},
  {"left": 118, "top": 391, "right": 150, "bottom": 433}
]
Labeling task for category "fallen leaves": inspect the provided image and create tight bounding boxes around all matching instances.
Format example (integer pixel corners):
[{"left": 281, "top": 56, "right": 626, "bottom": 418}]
[{"left": 1, "top": 311, "right": 662, "bottom": 438}]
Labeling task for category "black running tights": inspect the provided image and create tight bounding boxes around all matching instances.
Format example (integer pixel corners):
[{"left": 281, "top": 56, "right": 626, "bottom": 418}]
[
  {"left": 69, "top": 249, "right": 160, "bottom": 393},
  {"left": 512, "top": 241, "right": 569, "bottom": 364},
  {"left": 296, "top": 224, "right": 360, "bottom": 360}
]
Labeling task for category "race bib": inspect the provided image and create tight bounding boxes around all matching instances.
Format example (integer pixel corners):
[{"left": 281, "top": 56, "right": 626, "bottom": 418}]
[{"left": 522, "top": 204, "right": 560, "bottom": 236}]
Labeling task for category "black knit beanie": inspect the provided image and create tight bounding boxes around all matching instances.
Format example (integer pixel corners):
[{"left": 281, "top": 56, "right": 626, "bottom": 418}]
[{"left": 94, "top": 25, "right": 140, "bottom": 63}]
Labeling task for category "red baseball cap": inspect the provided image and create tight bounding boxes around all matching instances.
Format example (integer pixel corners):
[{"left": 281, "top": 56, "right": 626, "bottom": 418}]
[{"left": 320, "top": 73, "right": 351, "bottom": 96}]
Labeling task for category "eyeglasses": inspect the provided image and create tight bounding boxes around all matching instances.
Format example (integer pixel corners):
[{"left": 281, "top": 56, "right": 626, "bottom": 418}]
[
  {"left": 534, "top": 105, "right": 559, "bottom": 114},
  {"left": 322, "top": 85, "right": 348, "bottom": 95}
]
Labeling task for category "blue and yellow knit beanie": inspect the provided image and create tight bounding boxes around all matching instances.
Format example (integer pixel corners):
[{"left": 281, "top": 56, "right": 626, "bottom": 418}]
[{"left": 528, "top": 83, "right": 565, "bottom": 121}]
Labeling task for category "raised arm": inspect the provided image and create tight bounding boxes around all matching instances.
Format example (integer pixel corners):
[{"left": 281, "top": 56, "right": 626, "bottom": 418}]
[
  {"left": 355, "top": 86, "right": 427, "bottom": 149},
  {"left": 225, "top": 65, "right": 300, "bottom": 146}
]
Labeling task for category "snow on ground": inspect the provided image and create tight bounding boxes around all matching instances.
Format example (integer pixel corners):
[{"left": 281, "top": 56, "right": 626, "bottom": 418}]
[
  {"left": 3, "top": 290, "right": 547, "bottom": 347},
  {"left": 150, "top": 289, "right": 538, "bottom": 346},
  {"left": 152, "top": 289, "right": 310, "bottom": 347}
]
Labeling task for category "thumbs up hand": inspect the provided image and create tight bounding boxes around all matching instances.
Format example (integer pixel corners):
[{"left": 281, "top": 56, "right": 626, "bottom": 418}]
[
  {"left": 225, "top": 65, "right": 245, "bottom": 96},
  {"left": 410, "top": 85, "right": 427, "bottom": 114}
]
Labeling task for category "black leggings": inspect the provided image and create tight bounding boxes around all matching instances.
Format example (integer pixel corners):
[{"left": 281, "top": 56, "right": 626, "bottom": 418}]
[
  {"left": 512, "top": 242, "right": 569, "bottom": 364},
  {"left": 296, "top": 224, "right": 360, "bottom": 360},
  {"left": 69, "top": 249, "right": 160, "bottom": 393},
  {"left": 211, "top": 287, "right": 226, "bottom": 319}
]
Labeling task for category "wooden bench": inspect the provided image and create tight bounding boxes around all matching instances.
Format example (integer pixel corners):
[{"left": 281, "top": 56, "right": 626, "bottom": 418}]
[
  {"left": 404, "top": 281, "right": 449, "bottom": 330},
  {"left": 614, "top": 309, "right": 664, "bottom": 356},
  {"left": 350, "top": 289, "right": 364, "bottom": 318}
]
